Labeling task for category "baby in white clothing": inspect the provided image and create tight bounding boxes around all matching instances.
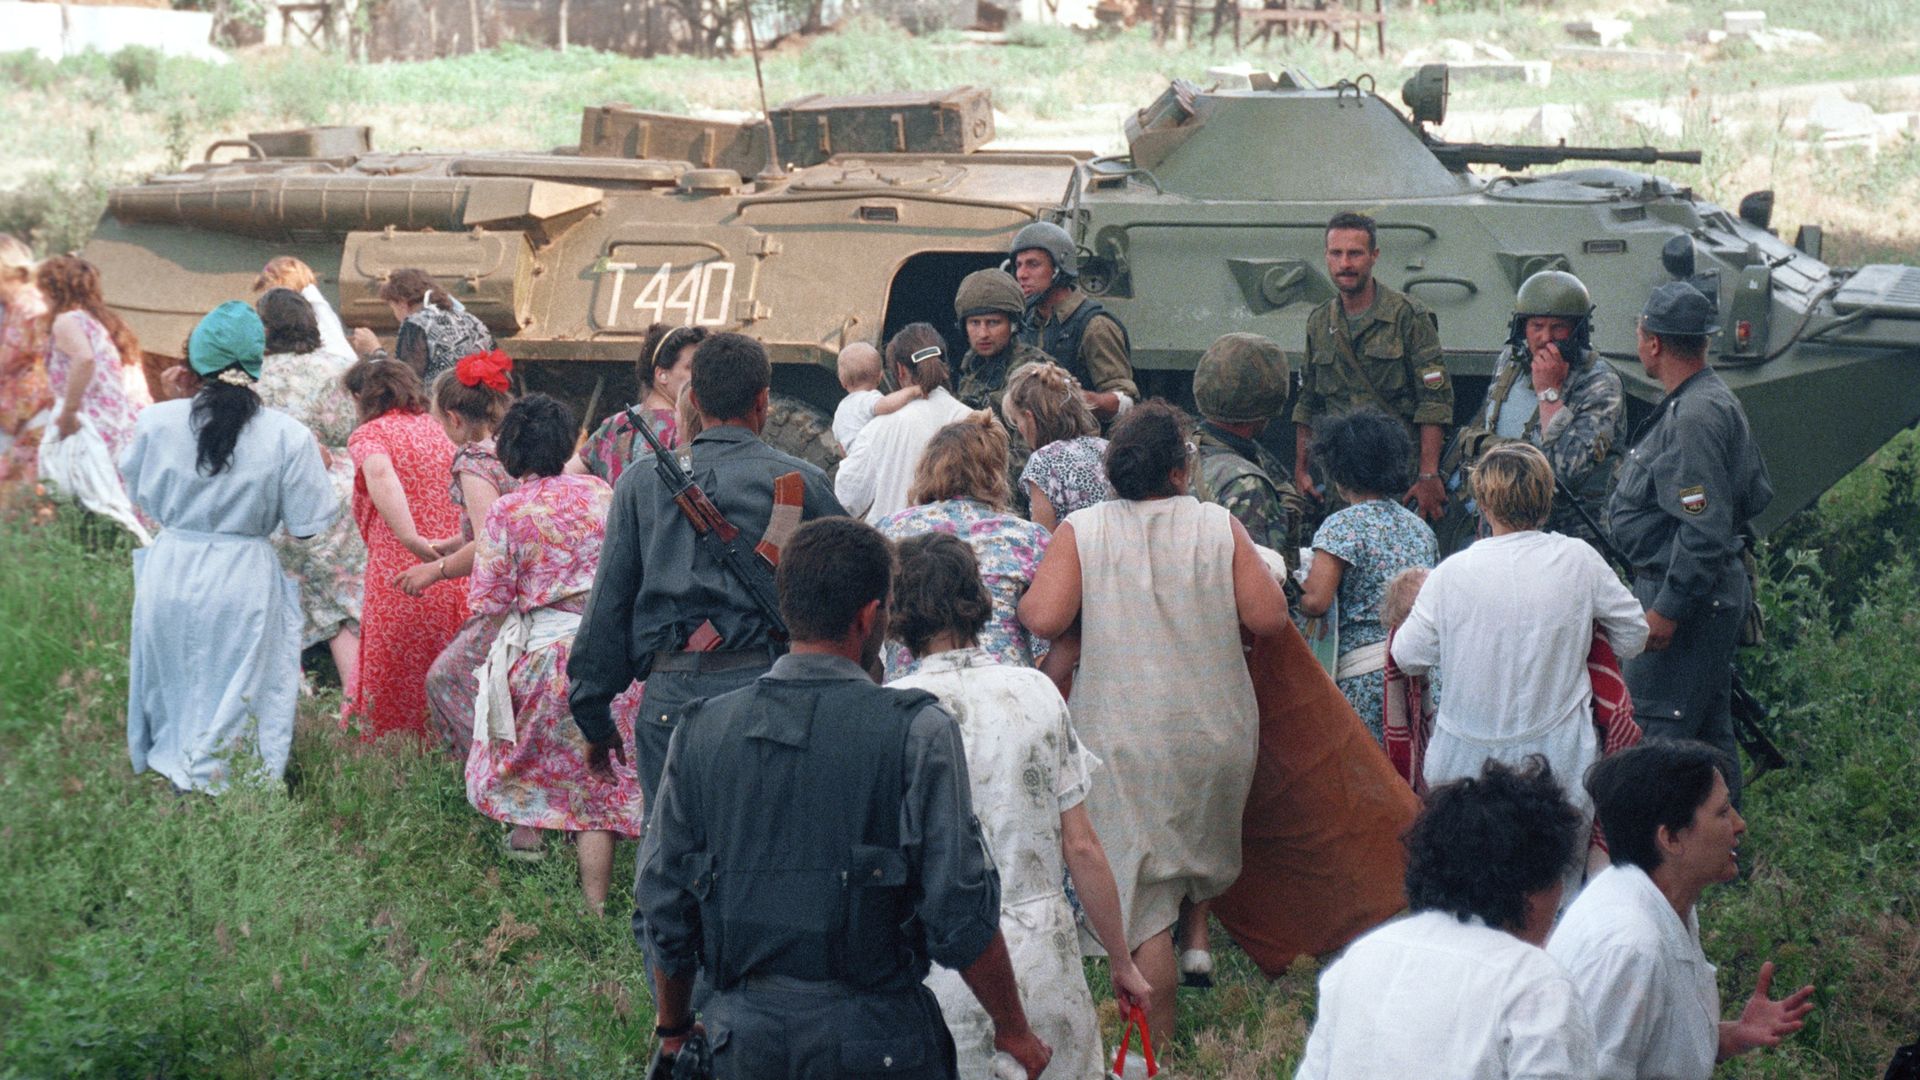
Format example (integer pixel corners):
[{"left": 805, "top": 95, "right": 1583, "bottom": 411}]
[{"left": 832, "top": 341, "right": 920, "bottom": 453}]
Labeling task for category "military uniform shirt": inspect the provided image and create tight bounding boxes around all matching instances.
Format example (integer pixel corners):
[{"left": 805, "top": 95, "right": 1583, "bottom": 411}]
[
  {"left": 637, "top": 652, "right": 1003, "bottom": 982},
  {"left": 1607, "top": 368, "right": 1772, "bottom": 621},
  {"left": 1027, "top": 290, "right": 1139, "bottom": 399},
  {"left": 567, "top": 425, "right": 844, "bottom": 744},
  {"left": 1458, "top": 346, "right": 1626, "bottom": 541},
  {"left": 955, "top": 340, "right": 1053, "bottom": 414},
  {"left": 1192, "top": 421, "right": 1303, "bottom": 557},
  {"left": 1292, "top": 282, "right": 1451, "bottom": 429}
]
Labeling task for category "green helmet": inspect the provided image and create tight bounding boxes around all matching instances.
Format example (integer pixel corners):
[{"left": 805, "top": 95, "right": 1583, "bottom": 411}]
[
  {"left": 1009, "top": 221, "right": 1078, "bottom": 280},
  {"left": 1194, "top": 332, "right": 1291, "bottom": 423},
  {"left": 954, "top": 268, "right": 1025, "bottom": 322},
  {"left": 1514, "top": 270, "right": 1592, "bottom": 319}
]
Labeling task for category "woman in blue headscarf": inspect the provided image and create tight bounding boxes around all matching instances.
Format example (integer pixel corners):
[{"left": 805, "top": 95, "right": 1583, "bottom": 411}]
[{"left": 120, "top": 302, "right": 338, "bottom": 793}]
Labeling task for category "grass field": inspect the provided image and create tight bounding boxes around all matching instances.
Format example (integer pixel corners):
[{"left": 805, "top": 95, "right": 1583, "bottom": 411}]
[{"left": 2, "top": 430, "right": 1918, "bottom": 1077}]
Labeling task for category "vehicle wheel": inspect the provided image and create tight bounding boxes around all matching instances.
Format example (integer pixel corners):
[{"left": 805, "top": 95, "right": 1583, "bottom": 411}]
[{"left": 762, "top": 394, "right": 842, "bottom": 475}]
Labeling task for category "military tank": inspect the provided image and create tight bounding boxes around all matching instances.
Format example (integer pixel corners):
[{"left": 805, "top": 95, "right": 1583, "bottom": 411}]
[{"left": 83, "top": 65, "right": 1920, "bottom": 528}]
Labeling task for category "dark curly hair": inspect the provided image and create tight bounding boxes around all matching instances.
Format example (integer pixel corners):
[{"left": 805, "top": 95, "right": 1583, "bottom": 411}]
[
  {"left": 638, "top": 322, "right": 709, "bottom": 388},
  {"left": 1104, "top": 400, "right": 1190, "bottom": 501},
  {"left": 1311, "top": 408, "right": 1414, "bottom": 499},
  {"left": 343, "top": 357, "right": 427, "bottom": 423},
  {"left": 1404, "top": 757, "right": 1582, "bottom": 933},
  {"left": 496, "top": 393, "right": 576, "bottom": 479},
  {"left": 255, "top": 288, "right": 323, "bottom": 356},
  {"left": 1586, "top": 739, "right": 1734, "bottom": 873},
  {"left": 891, "top": 532, "right": 993, "bottom": 659}
]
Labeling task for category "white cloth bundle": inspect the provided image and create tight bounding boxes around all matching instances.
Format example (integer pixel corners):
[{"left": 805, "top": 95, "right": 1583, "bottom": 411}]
[
  {"left": 38, "top": 412, "right": 152, "bottom": 545},
  {"left": 472, "top": 605, "right": 581, "bottom": 745}
]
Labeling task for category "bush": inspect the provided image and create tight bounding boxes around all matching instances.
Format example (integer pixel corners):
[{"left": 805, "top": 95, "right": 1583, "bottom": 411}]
[{"left": 109, "top": 45, "right": 162, "bottom": 95}]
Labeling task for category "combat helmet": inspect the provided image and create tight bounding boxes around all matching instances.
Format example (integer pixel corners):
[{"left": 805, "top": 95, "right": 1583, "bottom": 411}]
[
  {"left": 954, "top": 268, "right": 1025, "bottom": 323},
  {"left": 1508, "top": 269, "right": 1594, "bottom": 357},
  {"left": 1194, "top": 332, "right": 1291, "bottom": 423},
  {"left": 1008, "top": 221, "right": 1079, "bottom": 283}
]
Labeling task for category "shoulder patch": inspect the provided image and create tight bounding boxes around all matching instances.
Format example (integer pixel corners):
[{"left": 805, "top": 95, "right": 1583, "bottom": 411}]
[
  {"left": 1679, "top": 485, "right": 1707, "bottom": 514},
  {"left": 1421, "top": 366, "right": 1447, "bottom": 389}
]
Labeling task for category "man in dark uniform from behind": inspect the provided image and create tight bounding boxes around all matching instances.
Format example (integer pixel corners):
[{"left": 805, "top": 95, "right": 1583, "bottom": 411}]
[
  {"left": 568, "top": 331, "right": 845, "bottom": 810},
  {"left": 638, "top": 518, "right": 1054, "bottom": 1079},
  {"left": 1608, "top": 282, "right": 1773, "bottom": 804},
  {"left": 1009, "top": 221, "right": 1139, "bottom": 423}
]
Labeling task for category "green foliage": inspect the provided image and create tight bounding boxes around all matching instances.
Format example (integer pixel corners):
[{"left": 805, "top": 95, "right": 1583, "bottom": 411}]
[{"left": 108, "top": 45, "right": 162, "bottom": 95}]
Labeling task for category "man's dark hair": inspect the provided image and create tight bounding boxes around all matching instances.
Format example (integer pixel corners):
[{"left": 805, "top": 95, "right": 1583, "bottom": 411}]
[
  {"left": 778, "top": 518, "right": 894, "bottom": 643},
  {"left": 891, "top": 532, "right": 992, "bottom": 658},
  {"left": 1104, "top": 399, "right": 1190, "bottom": 501},
  {"left": 690, "top": 332, "right": 771, "bottom": 421},
  {"left": 1586, "top": 739, "right": 1733, "bottom": 872},
  {"left": 1405, "top": 757, "right": 1582, "bottom": 933},
  {"left": 255, "top": 287, "right": 322, "bottom": 356},
  {"left": 1653, "top": 331, "right": 1709, "bottom": 360},
  {"left": 1326, "top": 210, "right": 1378, "bottom": 250},
  {"left": 1311, "top": 408, "right": 1413, "bottom": 499},
  {"left": 496, "top": 393, "right": 576, "bottom": 479}
]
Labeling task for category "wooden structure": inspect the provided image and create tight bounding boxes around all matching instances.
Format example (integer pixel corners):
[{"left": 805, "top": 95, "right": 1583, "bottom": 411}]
[{"left": 1172, "top": 0, "right": 1386, "bottom": 54}]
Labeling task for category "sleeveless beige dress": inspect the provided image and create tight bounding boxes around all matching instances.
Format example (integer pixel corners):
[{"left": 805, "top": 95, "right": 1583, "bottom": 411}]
[{"left": 1066, "top": 495, "right": 1258, "bottom": 951}]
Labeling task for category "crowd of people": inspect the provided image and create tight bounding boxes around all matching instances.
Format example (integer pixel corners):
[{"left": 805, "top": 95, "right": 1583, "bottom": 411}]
[{"left": 0, "top": 207, "right": 1820, "bottom": 1079}]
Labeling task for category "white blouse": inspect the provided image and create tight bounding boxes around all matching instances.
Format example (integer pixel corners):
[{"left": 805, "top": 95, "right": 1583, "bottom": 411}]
[{"left": 832, "top": 387, "right": 976, "bottom": 523}]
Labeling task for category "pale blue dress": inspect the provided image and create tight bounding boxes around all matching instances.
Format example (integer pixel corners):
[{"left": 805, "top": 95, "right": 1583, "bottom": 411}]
[{"left": 120, "top": 399, "right": 338, "bottom": 792}]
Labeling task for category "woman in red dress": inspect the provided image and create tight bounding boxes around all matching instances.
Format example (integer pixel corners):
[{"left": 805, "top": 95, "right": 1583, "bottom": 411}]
[{"left": 343, "top": 358, "right": 467, "bottom": 738}]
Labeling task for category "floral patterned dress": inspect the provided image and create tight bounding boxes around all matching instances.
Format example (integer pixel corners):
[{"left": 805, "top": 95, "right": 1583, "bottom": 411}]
[
  {"left": 874, "top": 497, "right": 1051, "bottom": 681},
  {"left": 257, "top": 348, "right": 366, "bottom": 648},
  {"left": 578, "top": 404, "right": 675, "bottom": 485},
  {"left": 465, "top": 473, "right": 644, "bottom": 834},
  {"left": 346, "top": 410, "right": 468, "bottom": 739},
  {"left": 1310, "top": 497, "right": 1439, "bottom": 739},
  {"left": 1019, "top": 435, "right": 1110, "bottom": 521},
  {"left": 0, "top": 288, "right": 50, "bottom": 488},
  {"left": 425, "top": 440, "right": 520, "bottom": 756},
  {"left": 46, "top": 309, "right": 142, "bottom": 459}
]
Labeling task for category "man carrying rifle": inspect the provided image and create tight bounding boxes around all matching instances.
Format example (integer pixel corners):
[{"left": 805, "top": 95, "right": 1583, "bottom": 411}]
[{"left": 569, "top": 331, "right": 844, "bottom": 814}]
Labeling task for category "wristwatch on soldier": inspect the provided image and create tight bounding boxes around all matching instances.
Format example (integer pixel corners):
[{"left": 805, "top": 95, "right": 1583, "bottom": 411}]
[{"left": 1539, "top": 387, "right": 1562, "bottom": 403}]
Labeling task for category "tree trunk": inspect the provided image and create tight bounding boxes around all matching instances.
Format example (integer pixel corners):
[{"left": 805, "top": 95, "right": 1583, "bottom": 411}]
[{"left": 558, "top": 0, "right": 570, "bottom": 50}]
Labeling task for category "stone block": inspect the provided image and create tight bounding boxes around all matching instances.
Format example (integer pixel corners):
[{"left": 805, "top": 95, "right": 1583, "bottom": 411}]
[
  {"left": 1564, "top": 17, "right": 1632, "bottom": 47},
  {"left": 1528, "top": 104, "right": 1581, "bottom": 143},
  {"left": 1722, "top": 9, "right": 1766, "bottom": 35}
]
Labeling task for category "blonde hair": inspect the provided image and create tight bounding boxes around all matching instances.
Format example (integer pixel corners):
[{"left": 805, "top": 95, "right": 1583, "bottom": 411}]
[
  {"left": 909, "top": 412, "right": 1011, "bottom": 510},
  {"left": 1472, "top": 442, "right": 1554, "bottom": 531},
  {"left": 0, "top": 234, "right": 34, "bottom": 283},
  {"left": 252, "top": 255, "right": 317, "bottom": 294},
  {"left": 837, "top": 341, "right": 882, "bottom": 390},
  {"left": 1001, "top": 361, "right": 1097, "bottom": 448},
  {"left": 1382, "top": 566, "right": 1430, "bottom": 632}
]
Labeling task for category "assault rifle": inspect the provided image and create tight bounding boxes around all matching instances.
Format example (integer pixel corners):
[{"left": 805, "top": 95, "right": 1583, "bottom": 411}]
[
  {"left": 646, "top": 1031, "right": 713, "bottom": 1080},
  {"left": 1554, "top": 473, "right": 1789, "bottom": 779},
  {"left": 630, "top": 408, "right": 788, "bottom": 644}
]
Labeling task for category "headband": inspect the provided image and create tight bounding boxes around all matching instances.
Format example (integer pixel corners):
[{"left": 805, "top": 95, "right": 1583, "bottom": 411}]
[{"left": 456, "top": 349, "right": 513, "bottom": 393}]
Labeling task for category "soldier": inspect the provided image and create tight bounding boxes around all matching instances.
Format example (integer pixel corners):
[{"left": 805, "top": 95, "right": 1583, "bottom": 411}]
[
  {"left": 568, "top": 331, "right": 844, "bottom": 815},
  {"left": 1442, "top": 270, "right": 1626, "bottom": 551},
  {"left": 1191, "top": 332, "right": 1306, "bottom": 563},
  {"left": 1008, "top": 221, "right": 1140, "bottom": 422},
  {"left": 638, "top": 517, "right": 1053, "bottom": 1080},
  {"left": 1608, "top": 282, "right": 1773, "bottom": 804},
  {"left": 952, "top": 267, "right": 1052, "bottom": 414},
  {"left": 1292, "top": 211, "right": 1452, "bottom": 523}
]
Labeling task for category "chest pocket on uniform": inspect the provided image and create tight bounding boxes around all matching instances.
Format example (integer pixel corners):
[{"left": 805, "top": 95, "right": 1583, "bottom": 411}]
[{"left": 1358, "top": 332, "right": 1412, "bottom": 398}]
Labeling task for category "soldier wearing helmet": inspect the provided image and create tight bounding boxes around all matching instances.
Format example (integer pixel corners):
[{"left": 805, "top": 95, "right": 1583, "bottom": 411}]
[
  {"left": 1192, "top": 332, "right": 1307, "bottom": 570},
  {"left": 952, "top": 267, "right": 1054, "bottom": 415},
  {"left": 1008, "top": 221, "right": 1138, "bottom": 422},
  {"left": 1440, "top": 269, "right": 1626, "bottom": 551}
]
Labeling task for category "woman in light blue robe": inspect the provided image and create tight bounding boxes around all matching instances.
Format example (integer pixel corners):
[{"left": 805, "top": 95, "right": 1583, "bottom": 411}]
[{"left": 120, "top": 302, "right": 338, "bottom": 793}]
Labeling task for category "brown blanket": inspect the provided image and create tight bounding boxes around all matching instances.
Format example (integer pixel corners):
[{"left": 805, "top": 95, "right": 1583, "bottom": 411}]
[{"left": 1212, "top": 624, "right": 1420, "bottom": 978}]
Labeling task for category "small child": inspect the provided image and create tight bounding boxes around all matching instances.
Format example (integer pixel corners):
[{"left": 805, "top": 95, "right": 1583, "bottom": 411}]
[{"left": 831, "top": 340, "right": 921, "bottom": 454}]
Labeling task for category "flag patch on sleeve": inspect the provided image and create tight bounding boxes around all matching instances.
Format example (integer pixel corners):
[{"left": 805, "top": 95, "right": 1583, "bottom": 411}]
[{"left": 1679, "top": 485, "right": 1707, "bottom": 514}]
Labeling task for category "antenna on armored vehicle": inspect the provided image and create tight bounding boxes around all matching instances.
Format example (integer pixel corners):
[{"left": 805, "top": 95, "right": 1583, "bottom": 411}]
[{"left": 741, "top": 0, "right": 786, "bottom": 185}]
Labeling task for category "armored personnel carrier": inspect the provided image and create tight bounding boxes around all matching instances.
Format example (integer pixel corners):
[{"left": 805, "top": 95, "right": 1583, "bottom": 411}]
[{"left": 83, "top": 66, "right": 1920, "bottom": 528}]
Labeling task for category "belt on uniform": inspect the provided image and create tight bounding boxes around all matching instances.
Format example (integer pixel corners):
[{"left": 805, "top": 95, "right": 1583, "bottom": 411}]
[
  {"left": 649, "top": 647, "right": 777, "bottom": 674},
  {"left": 735, "top": 970, "right": 919, "bottom": 996}
]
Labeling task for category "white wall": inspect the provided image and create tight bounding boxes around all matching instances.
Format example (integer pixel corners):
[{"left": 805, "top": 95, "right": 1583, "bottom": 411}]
[{"left": 0, "top": 2, "right": 230, "bottom": 63}]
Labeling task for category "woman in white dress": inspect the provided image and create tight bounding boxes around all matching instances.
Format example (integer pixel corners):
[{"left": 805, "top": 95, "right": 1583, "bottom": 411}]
[
  {"left": 1020, "top": 401, "right": 1292, "bottom": 1043},
  {"left": 889, "top": 532, "right": 1150, "bottom": 1079},
  {"left": 120, "top": 302, "right": 337, "bottom": 793},
  {"left": 834, "top": 322, "right": 978, "bottom": 523},
  {"left": 1390, "top": 442, "right": 1648, "bottom": 893}
]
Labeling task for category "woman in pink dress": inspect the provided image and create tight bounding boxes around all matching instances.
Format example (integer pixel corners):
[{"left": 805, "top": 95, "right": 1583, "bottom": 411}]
[
  {"left": 467, "top": 394, "right": 643, "bottom": 912},
  {"left": 37, "top": 255, "right": 144, "bottom": 459},
  {"left": 0, "top": 235, "right": 49, "bottom": 489},
  {"left": 566, "top": 322, "right": 704, "bottom": 484},
  {"left": 343, "top": 358, "right": 468, "bottom": 739}
]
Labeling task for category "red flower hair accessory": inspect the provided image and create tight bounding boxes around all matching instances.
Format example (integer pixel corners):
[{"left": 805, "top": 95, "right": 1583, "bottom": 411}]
[{"left": 456, "top": 349, "right": 513, "bottom": 392}]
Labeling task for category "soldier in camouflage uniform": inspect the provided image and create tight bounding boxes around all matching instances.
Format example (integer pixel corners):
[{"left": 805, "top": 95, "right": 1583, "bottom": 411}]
[
  {"left": 1192, "top": 332, "right": 1306, "bottom": 570},
  {"left": 952, "top": 268, "right": 1053, "bottom": 414},
  {"left": 1292, "top": 212, "right": 1452, "bottom": 523},
  {"left": 1441, "top": 270, "right": 1626, "bottom": 552},
  {"left": 1008, "top": 222, "right": 1139, "bottom": 422}
]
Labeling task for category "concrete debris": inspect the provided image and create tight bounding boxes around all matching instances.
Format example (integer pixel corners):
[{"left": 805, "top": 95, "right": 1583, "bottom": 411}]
[
  {"left": 1615, "top": 102, "right": 1687, "bottom": 142},
  {"left": 1527, "top": 104, "right": 1582, "bottom": 143},
  {"left": 1741, "top": 27, "right": 1824, "bottom": 53},
  {"left": 1563, "top": 18, "right": 1632, "bottom": 48},
  {"left": 1722, "top": 10, "right": 1766, "bottom": 36},
  {"left": 1401, "top": 39, "right": 1552, "bottom": 87}
]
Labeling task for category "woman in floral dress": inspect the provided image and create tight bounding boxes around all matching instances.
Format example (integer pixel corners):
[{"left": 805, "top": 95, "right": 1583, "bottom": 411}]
[
  {"left": 343, "top": 358, "right": 467, "bottom": 739},
  {"left": 874, "top": 413, "right": 1050, "bottom": 682},
  {"left": 254, "top": 288, "right": 367, "bottom": 690},
  {"left": 567, "top": 323, "right": 705, "bottom": 483},
  {"left": 0, "top": 235, "right": 49, "bottom": 489},
  {"left": 37, "top": 255, "right": 143, "bottom": 460},
  {"left": 467, "top": 394, "right": 643, "bottom": 912},
  {"left": 412, "top": 353, "right": 518, "bottom": 761},
  {"left": 1001, "top": 361, "right": 1110, "bottom": 531}
]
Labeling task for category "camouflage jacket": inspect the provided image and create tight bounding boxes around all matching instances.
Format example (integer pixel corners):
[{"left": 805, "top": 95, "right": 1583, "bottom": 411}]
[
  {"left": 1192, "top": 422, "right": 1305, "bottom": 565},
  {"left": 1455, "top": 345, "right": 1625, "bottom": 541},
  {"left": 955, "top": 340, "right": 1053, "bottom": 414},
  {"left": 1291, "top": 282, "right": 1450, "bottom": 430}
]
